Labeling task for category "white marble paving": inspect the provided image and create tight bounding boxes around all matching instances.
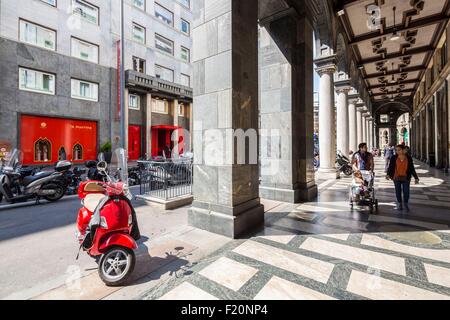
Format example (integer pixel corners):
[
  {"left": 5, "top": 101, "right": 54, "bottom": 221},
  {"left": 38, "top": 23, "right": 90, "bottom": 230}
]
[
  {"left": 424, "top": 264, "right": 450, "bottom": 288},
  {"left": 347, "top": 270, "right": 450, "bottom": 300},
  {"left": 159, "top": 282, "right": 218, "bottom": 300},
  {"left": 361, "top": 234, "right": 450, "bottom": 263},
  {"left": 254, "top": 276, "right": 336, "bottom": 300},
  {"left": 233, "top": 240, "right": 335, "bottom": 284},
  {"left": 198, "top": 257, "right": 258, "bottom": 291},
  {"left": 300, "top": 237, "right": 406, "bottom": 276}
]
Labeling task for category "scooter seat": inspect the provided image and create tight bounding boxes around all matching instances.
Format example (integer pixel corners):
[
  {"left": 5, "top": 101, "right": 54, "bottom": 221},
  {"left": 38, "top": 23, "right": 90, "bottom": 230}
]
[
  {"left": 22, "top": 172, "right": 53, "bottom": 186},
  {"left": 84, "top": 193, "right": 107, "bottom": 213}
]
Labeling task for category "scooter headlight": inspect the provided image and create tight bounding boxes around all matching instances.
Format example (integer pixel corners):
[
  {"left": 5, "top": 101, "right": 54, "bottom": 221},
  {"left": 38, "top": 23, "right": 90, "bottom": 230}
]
[
  {"left": 100, "top": 216, "right": 108, "bottom": 229},
  {"left": 128, "top": 214, "right": 133, "bottom": 226}
]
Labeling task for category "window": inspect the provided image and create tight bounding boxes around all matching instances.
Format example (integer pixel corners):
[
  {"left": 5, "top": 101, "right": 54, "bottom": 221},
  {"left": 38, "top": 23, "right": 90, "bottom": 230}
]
[
  {"left": 41, "top": 0, "right": 56, "bottom": 6},
  {"left": 180, "top": 74, "right": 190, "bottom": 87},
  {"left": 132, "top": 56, "right": 146, "bottom": 73},
  {"left": 178, "top": 103, "right": 185, "bottom": 116},
  {"left": 19, "top": 68, "right": 55, "bottom": 95},
  {"left": 132, "top": 23, "right": 146, "bottom": 44},
  {"left": 155, "top": 3, "right": 173, "bottom": 26},
  {"left": 181, "top": 19, "right": 190, "bottom": 35},
  {"left": 71, "top": 79, "right": 98, "bottom": 101},
  {"left": 133, "top": 0, "right": 145, "bottom": 10},
  {"left": 181, "top": 46, "right": 190, "bottom": 62},
  {"left": 155, "top": 33, "right": 173, "bottom": 55},
  {"left": 35, "top": 139, "right": 51, "bottom": 162},
  {"left": 155, "top": 64, "right": 174, "bottom": 82},
  {"left": 152, "top": 99, "right": 169, "bottom": 114},
  {"left": 71, "top": 37, "right": 98, "bottom": 63},
  {"left": 73, "top": 144, "right": 83, "bottom": 160},
  {"left": 129, "top": 94, "right": 140, "bottom": 110},
  {"left": 19, "top": 20, "right": 56, "bottom": 51},
  {"left": 72, "top": 0, "right": 99, "bottom": 25},
  {"left": 179, "top": 0, "right": 190, "bottom": 9},
  {"left": 380, "top": 115, "right": 389, "bottom": 123}
]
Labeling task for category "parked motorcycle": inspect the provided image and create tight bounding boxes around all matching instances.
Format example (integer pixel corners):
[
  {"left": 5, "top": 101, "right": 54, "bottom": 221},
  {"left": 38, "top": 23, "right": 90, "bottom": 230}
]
[
  {"left": 128, "top": 166, "right": 140, "bottom": 186},
  {"left": 76, "top": 148, "right": 140, "bottom": 286},
  {"left": 336, "top": 150, "right": 353, "bottom": 176},
  {"left": 0, "top": 149, "right": 66, "bottom": 204},
  {"left": 55, "top": 160, "right": 86, "bottom": 195}
]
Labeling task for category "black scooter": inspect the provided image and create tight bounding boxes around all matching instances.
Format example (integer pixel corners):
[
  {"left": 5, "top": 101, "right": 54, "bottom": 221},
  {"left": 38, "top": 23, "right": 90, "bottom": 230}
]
[
  {"left": 0, "top": 150, "right": 66, "bottom": 204},
  {"left": 336, "top": 151, "right": 353, "bottom": 176}
]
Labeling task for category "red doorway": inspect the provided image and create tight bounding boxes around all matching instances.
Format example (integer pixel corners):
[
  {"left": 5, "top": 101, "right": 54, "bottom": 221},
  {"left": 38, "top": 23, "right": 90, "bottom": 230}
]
[
  {"left": 128, "top": 125, "right": 141, "bottom": 161},
  {"left": 151, "top": 125, "right": 184, "bottom": 158}
]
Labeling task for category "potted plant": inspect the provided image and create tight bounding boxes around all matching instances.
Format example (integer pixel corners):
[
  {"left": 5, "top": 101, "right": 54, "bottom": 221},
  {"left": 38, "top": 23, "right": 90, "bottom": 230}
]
[{"left": 100, "top": 141, "right": 112, "bottom": 164}]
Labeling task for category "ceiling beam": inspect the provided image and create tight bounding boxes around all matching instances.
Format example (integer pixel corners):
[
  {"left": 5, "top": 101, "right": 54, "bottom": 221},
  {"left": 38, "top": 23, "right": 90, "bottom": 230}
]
[
  {"left": 360, "top": 46, "right": 433, "bottom": 65},
  {"left": 371, "top": 89, "right": 414, "bottom": 97},
  {"left": 349, "top": 14, "right": 449, "bottom": 46},
  {"left": 364, "top": 66, "right": 425, "bottom": 80},
  {"left": 368, "top": 79, "right": 420, "bottom": 89}
]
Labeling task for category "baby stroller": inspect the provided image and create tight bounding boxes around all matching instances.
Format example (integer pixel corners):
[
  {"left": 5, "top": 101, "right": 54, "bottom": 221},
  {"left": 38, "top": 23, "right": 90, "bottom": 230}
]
[{"left": 349, "top": 170, "right": 378, "bottom": 213}]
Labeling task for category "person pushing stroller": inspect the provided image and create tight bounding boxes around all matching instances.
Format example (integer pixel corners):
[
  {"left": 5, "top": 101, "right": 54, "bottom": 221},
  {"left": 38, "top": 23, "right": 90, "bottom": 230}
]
[{"left": 350, "top": 143, "right": 378, "bottom": 211}]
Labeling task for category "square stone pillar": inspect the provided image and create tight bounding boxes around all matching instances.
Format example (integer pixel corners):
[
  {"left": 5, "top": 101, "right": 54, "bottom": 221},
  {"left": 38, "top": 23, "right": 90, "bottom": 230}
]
[
  {"left": 189, "top": 0, "right": 264, "bottom": 238},
  {"left": 259, "top": 15, "right": 317, "bottom": 203},
  {"left": 145, "top": 93, "right": 152, "bottom": 158}
]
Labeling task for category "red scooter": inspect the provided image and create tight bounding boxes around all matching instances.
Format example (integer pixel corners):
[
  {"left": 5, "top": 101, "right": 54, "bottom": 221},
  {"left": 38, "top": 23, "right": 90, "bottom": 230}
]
[{"left": 76, "top": 148, "right": 140, "bottom": 286}]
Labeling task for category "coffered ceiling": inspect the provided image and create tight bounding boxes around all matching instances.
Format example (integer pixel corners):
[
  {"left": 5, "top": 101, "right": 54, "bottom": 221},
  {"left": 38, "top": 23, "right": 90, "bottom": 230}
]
[{"left": 337, "top": 0, "right": 450, "bottom": 105}]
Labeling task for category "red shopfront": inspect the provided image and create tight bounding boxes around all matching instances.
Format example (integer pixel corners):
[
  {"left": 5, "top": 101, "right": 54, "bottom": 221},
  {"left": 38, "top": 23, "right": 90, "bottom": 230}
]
[
  {"left": 20, "top": 115, "right": 98, "bottom": 165},
  {"left": 151, "top": 125, "right": 185, "bottom": 158}
]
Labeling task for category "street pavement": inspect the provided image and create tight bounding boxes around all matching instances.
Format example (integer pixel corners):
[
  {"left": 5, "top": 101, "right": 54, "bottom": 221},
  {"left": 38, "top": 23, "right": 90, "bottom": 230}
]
[{"left": 0, "top": 186, "right": 193, "bottom": 299}]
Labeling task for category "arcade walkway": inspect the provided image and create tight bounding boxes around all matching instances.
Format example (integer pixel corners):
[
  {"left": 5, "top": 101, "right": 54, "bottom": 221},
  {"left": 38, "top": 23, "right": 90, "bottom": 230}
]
[{"left": 141, "top": 158, "right": 450, "bottom": 300}]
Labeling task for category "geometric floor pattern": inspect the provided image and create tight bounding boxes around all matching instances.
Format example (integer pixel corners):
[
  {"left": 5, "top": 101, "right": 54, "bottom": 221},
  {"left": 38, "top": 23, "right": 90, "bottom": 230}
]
[{"left": 140, "top": 158, "right": 450, "bottom": 300}]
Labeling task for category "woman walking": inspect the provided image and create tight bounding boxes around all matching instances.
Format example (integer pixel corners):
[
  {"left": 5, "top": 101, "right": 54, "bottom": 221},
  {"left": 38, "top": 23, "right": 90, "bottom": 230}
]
[{"left": 386, "top": 144, "right": 420, "bottom": 212}]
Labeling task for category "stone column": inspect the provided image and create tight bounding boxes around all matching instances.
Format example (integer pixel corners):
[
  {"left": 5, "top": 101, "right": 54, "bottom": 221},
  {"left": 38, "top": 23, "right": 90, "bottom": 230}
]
[
  {"left": 189, "top": 102, "right": 193, "bottom": 151},
  {"left": 145, "top": 93, "right": 152, "bottom": 159},
  {"left": 348, "top": 96, "right": 358, "bottom": 153},
  {"left": 315, "top": 57, "right": 338, "bottom": 179},
  {"left": 173, "top": 99, "right": 179, "bottom": 157},
  {"left": 335, "top": 82, "right": 351, "bottom": 156},
  {"left": 368, "top": 118, "right": 373, "bottom": 149},
  {"left": 433, "top": 95, "right": 441, "bottom": 167},
  {"left": 362, "top": 114, "right": 367, "bottom": 144},
  {"left": 259, "top": 15, "right": 317, "bottom": 202},
  {"left": 356, "top": 105, "right": 363, "bottom": 146},
  {"left": 189, "top": 0, "right": 264, "bottom": 238}
]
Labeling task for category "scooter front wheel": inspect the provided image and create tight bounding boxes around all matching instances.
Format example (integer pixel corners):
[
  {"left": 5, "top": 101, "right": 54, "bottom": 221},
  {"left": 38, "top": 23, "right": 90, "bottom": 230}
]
[{"left": 98, "top": 246, "right": 135, "bottom": 287}]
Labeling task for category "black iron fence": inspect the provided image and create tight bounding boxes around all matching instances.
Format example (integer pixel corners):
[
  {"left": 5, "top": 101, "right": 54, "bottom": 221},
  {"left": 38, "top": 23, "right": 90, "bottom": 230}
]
[{"left": 138, "top": 160, "right": 193, "bottom": 200}]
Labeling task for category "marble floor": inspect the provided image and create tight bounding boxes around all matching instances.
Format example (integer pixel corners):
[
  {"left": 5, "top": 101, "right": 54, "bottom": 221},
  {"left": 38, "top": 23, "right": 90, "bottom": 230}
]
[{"left": 140, "top": 158, "right": 450, "bottom": 300}]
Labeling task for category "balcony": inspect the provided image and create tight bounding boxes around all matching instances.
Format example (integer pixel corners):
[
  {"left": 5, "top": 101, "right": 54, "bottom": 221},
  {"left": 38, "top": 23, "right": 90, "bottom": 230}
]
[{"left": 125, "top": 70, "right": 193, "bottom": 100}]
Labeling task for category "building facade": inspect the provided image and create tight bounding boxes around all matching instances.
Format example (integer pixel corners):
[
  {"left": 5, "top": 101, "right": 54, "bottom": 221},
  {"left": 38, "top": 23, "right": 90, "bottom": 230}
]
[{"left": 0, "top": 0, "right": 192, "bottom": 164}]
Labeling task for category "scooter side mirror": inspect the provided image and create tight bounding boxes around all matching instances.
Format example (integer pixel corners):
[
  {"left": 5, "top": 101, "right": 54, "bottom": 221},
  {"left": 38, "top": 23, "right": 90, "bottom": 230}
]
[{"left": 97, "top": 161, "right": 108, "bottom": 172}]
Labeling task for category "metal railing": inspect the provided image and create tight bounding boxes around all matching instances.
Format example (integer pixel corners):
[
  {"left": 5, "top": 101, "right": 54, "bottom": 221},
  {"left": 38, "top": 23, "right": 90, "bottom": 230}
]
[{"left": 138, "top": 159, "right": 193, "bottom": 200}]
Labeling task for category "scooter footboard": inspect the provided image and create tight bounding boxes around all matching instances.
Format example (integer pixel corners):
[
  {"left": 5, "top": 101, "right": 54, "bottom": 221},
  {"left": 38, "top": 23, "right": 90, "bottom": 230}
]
[{"left": 98, "top": 233, "right": 137, "bottom": 253}]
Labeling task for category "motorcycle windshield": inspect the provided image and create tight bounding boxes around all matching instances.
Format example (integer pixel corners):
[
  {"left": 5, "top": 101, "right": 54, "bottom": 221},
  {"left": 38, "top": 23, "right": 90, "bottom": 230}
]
[
  {"left": 110, "top": 148, "right": 128, "bottom": 183},
  {"left": 5, "top": 149, "right": 23, "bottom": 169},
  {"left": 98, "top": 152, "right": 105, "bottom": 162}
]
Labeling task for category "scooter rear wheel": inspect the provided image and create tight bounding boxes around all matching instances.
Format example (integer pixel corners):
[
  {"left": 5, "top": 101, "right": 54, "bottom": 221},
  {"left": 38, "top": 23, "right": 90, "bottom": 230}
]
[
  {"left": 43, "top": 183, "right": 65, "bottom": 202},
  {"left": 98, "top": 246, "right": 135, "bottom": 287},
  {"left": 344, "top": 166, "right": 353, "bottom": 176}
]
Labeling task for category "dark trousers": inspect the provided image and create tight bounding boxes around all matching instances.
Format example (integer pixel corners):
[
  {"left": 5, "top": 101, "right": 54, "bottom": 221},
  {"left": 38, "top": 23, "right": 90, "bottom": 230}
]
[{"left": 394, "top": 180, "right": 410, "bottom": 204}]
